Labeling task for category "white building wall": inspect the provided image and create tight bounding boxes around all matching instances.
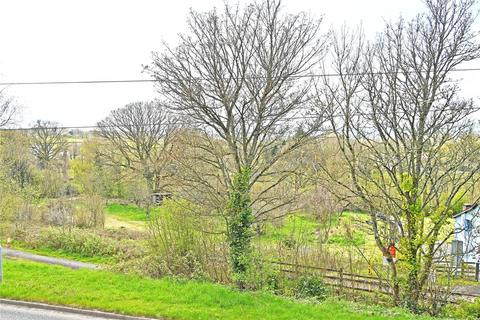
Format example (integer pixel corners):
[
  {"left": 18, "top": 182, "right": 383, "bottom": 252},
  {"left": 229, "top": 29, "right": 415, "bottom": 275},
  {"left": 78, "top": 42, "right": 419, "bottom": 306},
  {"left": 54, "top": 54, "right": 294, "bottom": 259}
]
[{"left": 454, "top": 206, "right": 480, "bottom": 263}]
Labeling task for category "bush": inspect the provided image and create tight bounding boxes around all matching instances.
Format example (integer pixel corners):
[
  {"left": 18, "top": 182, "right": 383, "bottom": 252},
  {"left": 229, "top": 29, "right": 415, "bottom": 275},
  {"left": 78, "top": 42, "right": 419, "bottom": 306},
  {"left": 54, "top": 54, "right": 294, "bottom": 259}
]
[
  {"left": 0, "top": 191, "right": 22, "bottom": 223},
  {"left": 36, "top": 228, "right": 116, "bottom": 257},
  {"left": 74, "top": 195, "right": 105, "bottom": 228},
  {"left": 444, "top": 298, "right": 480, "bottom": 320},
  {"left": 42, "top": 199, "right": 74, "bottom": 228},
  {"left": 138, "top": 252, "right": 208, "bottom": 280},
  {"left": 40, "top": 197, "right": 106, "bottom": 229},
  {"left": 36, "top": 168, "right": 65, "bottom": 198},
  {"left": 13, "top": 202, "right": 41, "bottom": 231},
  {"left": 243, "top": 258, "right": 284, "bottom": 293},
  {"left": 23, "top": 227, "right": 145, "bottom": 262},
  {"left": 147, "top": 199, "right": 229, "bottom": 282},
  {"left": 295, "top": 275, "right": 328, "bottom": 301}
]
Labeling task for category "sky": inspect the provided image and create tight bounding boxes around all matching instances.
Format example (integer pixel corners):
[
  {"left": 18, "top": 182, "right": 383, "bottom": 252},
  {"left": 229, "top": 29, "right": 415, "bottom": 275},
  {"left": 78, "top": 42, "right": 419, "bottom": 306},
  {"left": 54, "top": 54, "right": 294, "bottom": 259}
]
[{"left": 0, "top": 0, "right": 479, "bottom": 127}]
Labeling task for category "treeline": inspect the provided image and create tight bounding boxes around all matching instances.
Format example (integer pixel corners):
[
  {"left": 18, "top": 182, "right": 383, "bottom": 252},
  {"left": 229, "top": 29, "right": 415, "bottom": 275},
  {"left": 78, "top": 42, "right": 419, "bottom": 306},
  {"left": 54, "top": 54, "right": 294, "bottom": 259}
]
[{"left": 1, "top": 0, "right": 480, "bottom": 315}]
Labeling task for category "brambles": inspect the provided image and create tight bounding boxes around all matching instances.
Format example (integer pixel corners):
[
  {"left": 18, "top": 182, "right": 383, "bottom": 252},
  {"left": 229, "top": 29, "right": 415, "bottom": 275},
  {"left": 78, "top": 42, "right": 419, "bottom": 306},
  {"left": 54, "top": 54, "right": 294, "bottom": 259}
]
[{"left": 295, "top": 275, "right": 329, "bottom": 301}]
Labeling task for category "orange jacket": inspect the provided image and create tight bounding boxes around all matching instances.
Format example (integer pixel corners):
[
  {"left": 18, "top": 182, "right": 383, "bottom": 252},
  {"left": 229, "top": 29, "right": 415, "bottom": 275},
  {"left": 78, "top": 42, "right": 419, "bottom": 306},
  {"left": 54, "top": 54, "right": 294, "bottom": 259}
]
[{"left": 388, "top": 245, "right": 396, "bottom": 258}]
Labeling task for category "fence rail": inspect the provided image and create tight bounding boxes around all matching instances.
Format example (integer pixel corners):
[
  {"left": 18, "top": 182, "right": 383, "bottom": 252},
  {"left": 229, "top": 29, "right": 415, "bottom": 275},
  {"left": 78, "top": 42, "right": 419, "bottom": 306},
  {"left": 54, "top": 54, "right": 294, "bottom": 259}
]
[
  {"left": 267, "top": 260, "right": 480, "bottom": 303},
  {"left": 432, "top": 260, "right": 480, "bottom": 281}
]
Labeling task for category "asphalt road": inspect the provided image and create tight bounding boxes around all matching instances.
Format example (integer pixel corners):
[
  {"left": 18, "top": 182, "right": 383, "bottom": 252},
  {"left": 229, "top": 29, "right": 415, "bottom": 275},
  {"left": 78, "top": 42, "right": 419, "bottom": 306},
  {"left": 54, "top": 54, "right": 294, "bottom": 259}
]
[
  {"left": 0, "top": 303, "right": 112, "bottom": 320},
  {"left": 1, "top": 248, "right": 99, "bottom": 270}
]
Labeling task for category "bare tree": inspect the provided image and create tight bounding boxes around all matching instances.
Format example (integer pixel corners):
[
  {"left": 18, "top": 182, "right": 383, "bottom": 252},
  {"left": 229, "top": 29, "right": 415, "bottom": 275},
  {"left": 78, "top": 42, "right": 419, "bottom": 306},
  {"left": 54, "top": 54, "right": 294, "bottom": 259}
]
[
  {"left": 320, "top": 0, "right": 480, "bottom": 311},
  {"left": 96, "top": 101, "right": 177, "bottom": 210},
  {"left": 0, "top": 89, "right": 17, "bottom": 128},
  {"left": 31, "top": 120, "right": 68, "bottom": 169},
  {"left": 148, "top": 0, "right": 328, "bottom": 283}
]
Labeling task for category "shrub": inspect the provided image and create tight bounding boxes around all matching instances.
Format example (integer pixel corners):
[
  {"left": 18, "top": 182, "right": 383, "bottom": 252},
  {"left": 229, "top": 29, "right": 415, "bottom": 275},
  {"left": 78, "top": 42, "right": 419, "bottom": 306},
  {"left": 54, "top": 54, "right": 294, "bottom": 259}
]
[
  {"left": 148, "top": 199, "right": 229, "bottom": 282},
  {"left": 42, "top": 199, "right": 74, "bottom": 228},
  {"left": 41, "top": 197, "right": 106, "bottom": 229},
  {"left": 24, "top": 227, "right": 145, "bottom": 262},
  {"left": 36, "top": 228, "right": 116, "bottom": 257},
  {"left": 295, "top": 275, "right": 328, "bottom": 301},
  {"left": 444, "top": 298, "right": 480, "bottom": 320},
  {"left": 243, "top": 257, "right": 284, "bottom": 293},
  {"left": 74, "top": 195, "right": 105, "bottom": 228},
  {"left": 96, "top": 227, "right": 146, "bottom": 241},
  {"left": 138, "top": 252, "right": 208, "bottom": 280},
  {"left": 13, "top": 202, "right": 41, "bottom": 231},
  {"left": 0, "top": 191, "right": 43, "bottom": 235},
  {"left": 0, "top": 191, "right": 22, "bottom": 223},
  {"left": 36, "top": 168, "right": 65, "bottom": 198}
]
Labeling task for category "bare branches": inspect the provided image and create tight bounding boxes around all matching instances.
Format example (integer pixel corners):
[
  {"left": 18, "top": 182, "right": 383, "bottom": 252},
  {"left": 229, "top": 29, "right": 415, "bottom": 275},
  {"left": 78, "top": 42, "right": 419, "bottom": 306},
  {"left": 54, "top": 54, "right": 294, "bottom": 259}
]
[
  {"left": 149, "top": 0, "right": 328, "bottom": 220},
  {"left": 96, "top": 101, "right": 177, "bottom": 194},
  {"left": 0, "top": 90, "right": 17, "bottom": 128},
  {"left": 320, "top": 0, "right": 480, "bottom": 310},
  {"left": 30, "top": 120, "right": 68, "bottom": 168}
]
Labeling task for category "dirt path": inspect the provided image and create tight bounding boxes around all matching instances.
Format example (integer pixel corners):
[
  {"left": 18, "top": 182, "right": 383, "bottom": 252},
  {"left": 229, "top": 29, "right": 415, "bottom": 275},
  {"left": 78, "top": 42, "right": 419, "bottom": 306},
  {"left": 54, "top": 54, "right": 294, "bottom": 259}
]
[
  {"left": 104, "top": 215, "right": 146, "bottom": 232},
  {"left": 1, "top": 248, "right": 100, "bottom": 270}
]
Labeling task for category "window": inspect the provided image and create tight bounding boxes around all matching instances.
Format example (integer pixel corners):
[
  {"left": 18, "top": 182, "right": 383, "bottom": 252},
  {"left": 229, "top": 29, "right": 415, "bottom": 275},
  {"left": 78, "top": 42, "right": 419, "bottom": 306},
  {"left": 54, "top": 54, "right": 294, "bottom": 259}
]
[{"left": 465, "top": 219, "right": 473, "bottom": 232}]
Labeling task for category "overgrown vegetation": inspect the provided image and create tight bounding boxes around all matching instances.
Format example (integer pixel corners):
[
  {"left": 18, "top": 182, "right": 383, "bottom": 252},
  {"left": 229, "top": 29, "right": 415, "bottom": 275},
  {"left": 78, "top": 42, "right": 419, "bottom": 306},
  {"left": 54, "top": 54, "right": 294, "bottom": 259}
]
[
  {"left": 0, "top": 259, "right": 439, "bottom": 320},
  {"left": 147, "top": 199, "right": 228, "bottom": 281},
  {"left": 445, "top": 299, "right": 480, "bottom": 320},
  {"left": 1, "top": 0, "right": 480, "bottom": 318},
  {"left": 11, "top": 227, "right": 145, "bottom": 264}
]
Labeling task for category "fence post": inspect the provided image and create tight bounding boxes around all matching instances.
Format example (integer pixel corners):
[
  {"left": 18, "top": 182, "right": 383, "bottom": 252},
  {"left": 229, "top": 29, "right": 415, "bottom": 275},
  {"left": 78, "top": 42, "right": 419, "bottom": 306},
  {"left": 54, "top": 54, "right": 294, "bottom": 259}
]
[
  {"left": 339, "top": 268, "right": 344, "bottom": 295},
  {"left": 476, "top": 262, "right": 479, "bottom": 282},
  {"left": 378, "top": 277, "right": 382, "bottom": 297}
]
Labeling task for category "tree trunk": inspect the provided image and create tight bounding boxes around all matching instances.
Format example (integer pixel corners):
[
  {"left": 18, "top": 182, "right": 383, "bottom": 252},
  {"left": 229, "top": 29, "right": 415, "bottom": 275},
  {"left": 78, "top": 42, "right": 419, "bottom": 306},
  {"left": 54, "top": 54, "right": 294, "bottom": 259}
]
[
  {"left": 406, "top": 250, "right": 421, "bottom": 312},
  {"left": 226, "top": 167, "right": 253, "bottom": 289}
]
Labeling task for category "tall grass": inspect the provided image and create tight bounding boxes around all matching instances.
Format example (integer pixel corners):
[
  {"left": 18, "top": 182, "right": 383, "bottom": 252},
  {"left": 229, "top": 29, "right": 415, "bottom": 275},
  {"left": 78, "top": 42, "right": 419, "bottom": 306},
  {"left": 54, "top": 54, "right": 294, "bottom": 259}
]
[{"left": 0, "top": 259, "right": 436, "bottom": 320}]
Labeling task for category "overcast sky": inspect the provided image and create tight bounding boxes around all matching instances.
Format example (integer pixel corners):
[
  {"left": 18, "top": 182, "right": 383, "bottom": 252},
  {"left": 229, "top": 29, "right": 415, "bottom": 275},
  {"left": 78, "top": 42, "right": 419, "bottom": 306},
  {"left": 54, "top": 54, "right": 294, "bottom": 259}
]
[{"left": 1, "top": 0, "right": 479, "bottom": 127}]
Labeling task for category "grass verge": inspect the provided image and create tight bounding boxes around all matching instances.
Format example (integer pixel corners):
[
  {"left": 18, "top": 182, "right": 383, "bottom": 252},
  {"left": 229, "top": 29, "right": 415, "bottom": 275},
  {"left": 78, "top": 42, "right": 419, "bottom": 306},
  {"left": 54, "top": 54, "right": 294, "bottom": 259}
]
[{"left": 0, "top": 259, "right": 436, "bottom": 320}]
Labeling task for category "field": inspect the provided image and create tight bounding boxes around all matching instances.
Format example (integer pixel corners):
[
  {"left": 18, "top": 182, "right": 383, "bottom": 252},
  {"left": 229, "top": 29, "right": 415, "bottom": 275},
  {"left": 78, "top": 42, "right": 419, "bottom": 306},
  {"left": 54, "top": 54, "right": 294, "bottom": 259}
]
[
  {"left": 106, "top": 203, "right": 149, "bottom": 222},
  {"left": 2, "top": 203, "right": 404, "bottom": 278},
  {"left": 3, "top": 201, "right": 477, "bottom": 319},
  {"left": 0, "top": 259, "right": 436, "bottom": 320}
]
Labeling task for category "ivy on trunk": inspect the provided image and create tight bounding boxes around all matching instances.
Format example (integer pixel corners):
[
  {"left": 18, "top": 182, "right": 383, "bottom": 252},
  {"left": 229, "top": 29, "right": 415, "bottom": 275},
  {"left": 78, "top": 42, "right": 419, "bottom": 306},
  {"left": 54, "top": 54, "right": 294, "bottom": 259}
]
[{"left": 226, "top": 167, "right": 253, "bottom": 288}]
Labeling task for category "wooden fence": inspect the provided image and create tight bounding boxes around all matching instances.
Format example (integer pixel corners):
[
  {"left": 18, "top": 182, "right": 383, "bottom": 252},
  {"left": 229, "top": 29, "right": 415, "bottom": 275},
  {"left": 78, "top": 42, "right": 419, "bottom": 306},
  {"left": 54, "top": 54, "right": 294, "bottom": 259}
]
[
  {"left": 267, "top": 260, "right": 480, "bottom": 303},
  {"left": 432, "top": 260, "right": 480, "bottom": 281}
]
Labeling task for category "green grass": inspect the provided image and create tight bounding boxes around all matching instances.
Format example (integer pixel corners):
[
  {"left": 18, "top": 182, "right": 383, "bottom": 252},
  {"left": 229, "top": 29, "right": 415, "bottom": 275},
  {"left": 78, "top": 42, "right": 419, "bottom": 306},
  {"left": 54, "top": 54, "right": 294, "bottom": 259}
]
[
  {"left": 106, "top": 203, "right": 149, "bottom": 222},
  {"left": 259, "top": 211, "right": 372, "bottom": 245},
  {"left": 0, "top": 259, "right": 437, "bottom": 320},
  {"left": 327, "top": 232, "right": 366, "bottom": 246},
  {"left": 261, "top": 214, "right": 319, "bottom": 243}
]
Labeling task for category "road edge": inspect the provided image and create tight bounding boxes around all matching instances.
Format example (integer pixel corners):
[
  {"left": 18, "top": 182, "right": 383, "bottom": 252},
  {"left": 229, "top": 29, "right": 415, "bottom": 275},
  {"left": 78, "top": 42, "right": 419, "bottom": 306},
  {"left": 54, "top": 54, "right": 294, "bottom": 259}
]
[
  {"left": 0, "top": 298, "right": 163, "bottom": 320},
  {"left": 2, "top": 248, "right": 100, "bottom": 270}
]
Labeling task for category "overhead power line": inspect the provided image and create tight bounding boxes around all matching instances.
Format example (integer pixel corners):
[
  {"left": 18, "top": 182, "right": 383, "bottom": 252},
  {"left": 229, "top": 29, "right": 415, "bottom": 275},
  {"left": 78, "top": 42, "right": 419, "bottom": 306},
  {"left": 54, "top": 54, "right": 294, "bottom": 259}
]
[
  {"left": 0, "top": 79, "right": 156, "bottom": 86},
  {"left": 1, "top": 67, "right": 480, "bottom": 86},
  {"left": 2, "top": 105, "right": 476, "bottom": 132},
  {"left": 0, "top": 115, "right": 323, "bottom": 132}
]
